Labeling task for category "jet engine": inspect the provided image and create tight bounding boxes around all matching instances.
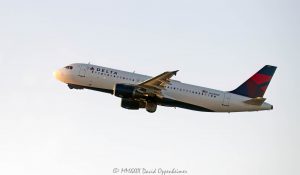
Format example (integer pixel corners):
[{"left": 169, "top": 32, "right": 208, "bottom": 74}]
[
  {"left": 114, "top": 84, "right": 143, "bottom": 98},
  {"left": 121, "top": 98, "right": 143, "bottom": 110}
]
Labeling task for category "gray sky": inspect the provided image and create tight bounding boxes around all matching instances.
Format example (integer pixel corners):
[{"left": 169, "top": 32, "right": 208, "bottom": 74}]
[{"left": 0, "top": 0, "right": 299, "bottom": 175}]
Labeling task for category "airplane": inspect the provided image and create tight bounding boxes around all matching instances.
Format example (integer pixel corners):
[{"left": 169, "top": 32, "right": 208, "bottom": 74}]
[{"left": 54, "top": 63, "right": 277, "bottom": 113}]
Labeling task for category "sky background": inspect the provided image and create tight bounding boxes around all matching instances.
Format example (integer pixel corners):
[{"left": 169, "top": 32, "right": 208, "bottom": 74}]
[{"left": 0, "top": 0, "right": 299, "bottom": 175}]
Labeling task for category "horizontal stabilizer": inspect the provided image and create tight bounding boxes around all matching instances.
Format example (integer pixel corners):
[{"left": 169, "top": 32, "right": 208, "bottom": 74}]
[{"left": 243, "top": 97, "right": 266, "bottom": 106}]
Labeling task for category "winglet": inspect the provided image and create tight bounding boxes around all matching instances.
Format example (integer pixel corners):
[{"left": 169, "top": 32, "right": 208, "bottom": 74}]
[{"left": 172, "top": 70, "right": 179, "bottom": 76}]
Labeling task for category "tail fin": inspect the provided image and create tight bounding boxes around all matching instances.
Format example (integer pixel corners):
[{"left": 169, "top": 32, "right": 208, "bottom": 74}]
[{"left": 231, "top": 65, "right": 277, "bottom": 98}]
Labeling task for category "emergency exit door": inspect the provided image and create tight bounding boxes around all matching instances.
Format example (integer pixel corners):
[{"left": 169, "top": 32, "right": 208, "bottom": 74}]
[
  {"left": 78, "top": 65, "right": 86, "bottom": 77},
  {"left": 222, "top": 93, "right": 231, "bottom": 107}
]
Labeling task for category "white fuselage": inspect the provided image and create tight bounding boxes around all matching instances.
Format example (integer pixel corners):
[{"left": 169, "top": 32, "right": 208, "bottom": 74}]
[{"left": 54, "top": 63, "right": 273, "bottom": 112}]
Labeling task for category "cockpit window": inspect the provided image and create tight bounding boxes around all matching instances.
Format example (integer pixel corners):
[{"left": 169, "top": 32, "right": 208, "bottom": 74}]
[{"left": 64, "top": 66, "right": 73, "bottom": 70}]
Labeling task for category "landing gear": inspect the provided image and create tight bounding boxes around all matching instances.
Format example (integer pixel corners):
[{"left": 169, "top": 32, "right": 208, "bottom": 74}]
[
  {"left": 146, "top": 102, "right": 157, "bottom": 113},
  {"left": 68, "top": 84, "right": 84, "bottom": 90}
]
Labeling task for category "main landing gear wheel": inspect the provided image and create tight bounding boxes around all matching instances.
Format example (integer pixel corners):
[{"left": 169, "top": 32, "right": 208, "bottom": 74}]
[{"left": 146, "top": 102, "right": 157, "bottom": 113}]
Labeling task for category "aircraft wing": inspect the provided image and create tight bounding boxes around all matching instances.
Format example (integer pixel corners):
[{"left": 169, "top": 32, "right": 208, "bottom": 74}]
[{"left": 136, "top": 70, "right": 179, "bottom": 98}]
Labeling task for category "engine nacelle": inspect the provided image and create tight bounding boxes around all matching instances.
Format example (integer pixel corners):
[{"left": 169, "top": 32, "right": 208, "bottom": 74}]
[
  {"left": 121, "top": 98, "right": 141, "bottom": 110},
  {"left": 114, "top": 84, "right": 142, "bottom": 98}
]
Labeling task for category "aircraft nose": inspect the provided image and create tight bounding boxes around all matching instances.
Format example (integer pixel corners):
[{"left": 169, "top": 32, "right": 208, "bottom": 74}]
[{"left": 53, "top": 69, "right": 63, "bottom": 81}]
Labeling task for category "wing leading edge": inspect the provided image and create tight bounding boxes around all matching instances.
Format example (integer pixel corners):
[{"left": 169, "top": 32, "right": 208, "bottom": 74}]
[{"left": 137, "top": 70, "right": 179, "bottom": 98}]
